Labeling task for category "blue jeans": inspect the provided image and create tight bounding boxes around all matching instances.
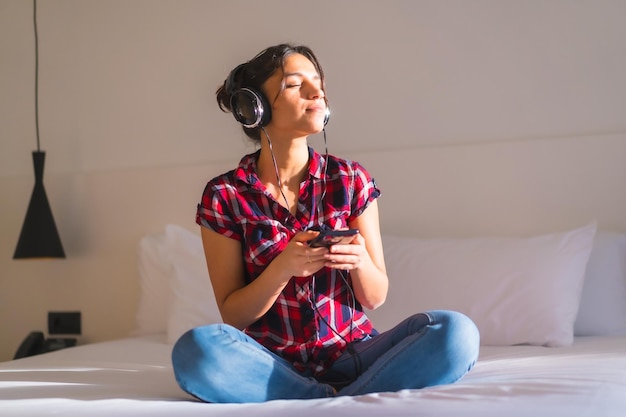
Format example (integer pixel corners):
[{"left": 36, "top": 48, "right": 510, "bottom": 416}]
[{"left": 171, "top": 310, "right": 479, "bottom": 403}]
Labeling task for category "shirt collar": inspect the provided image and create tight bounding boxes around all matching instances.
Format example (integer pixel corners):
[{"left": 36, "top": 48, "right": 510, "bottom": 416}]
[
  {"left": 233, "top": 146, "right": 325, "bottom": 185},
  {"left": 307, "top": 146, "right": 325, "bottom": 180}
]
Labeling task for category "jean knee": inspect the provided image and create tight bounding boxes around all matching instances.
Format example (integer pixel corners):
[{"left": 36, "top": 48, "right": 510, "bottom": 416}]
[
  {"left": 429, "top": 310, "right": 480, "bottom": 367},
  {"left": 172, "top": 324, "right": 224, "bottom": 377},
  {"left": 173, "top": 324, "right": 214, "bottom": 353}
]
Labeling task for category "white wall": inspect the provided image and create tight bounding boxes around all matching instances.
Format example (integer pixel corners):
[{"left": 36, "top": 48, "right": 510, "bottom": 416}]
[{"left": 1, "top": 0, "right": 625, "bottom": 361}]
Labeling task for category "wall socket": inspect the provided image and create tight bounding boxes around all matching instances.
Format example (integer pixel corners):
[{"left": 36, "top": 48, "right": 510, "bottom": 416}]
[{"left": 48, "top": 311, "right": 81, "bottom": 335}]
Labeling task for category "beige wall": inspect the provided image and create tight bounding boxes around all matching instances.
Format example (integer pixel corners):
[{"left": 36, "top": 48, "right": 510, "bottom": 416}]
[{"left": 1, "top": 0, "right": 625, "bottom": 361}]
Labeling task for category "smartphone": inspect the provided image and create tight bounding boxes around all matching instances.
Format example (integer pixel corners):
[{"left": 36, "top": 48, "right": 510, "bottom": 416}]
[{"left": 308, "top": 229, "right": 359, "bottom": 248}]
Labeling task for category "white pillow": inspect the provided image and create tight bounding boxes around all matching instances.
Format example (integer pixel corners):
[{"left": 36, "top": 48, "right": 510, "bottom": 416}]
[
  {"left": 370, "top": 223, "right": 597, "bottom": 347},
  {"left": 164, "top": 224, "right": 222, "bottom": 344},
  {"left": 134, "top": 232, "right": 171, "bottom": 336},
  {"left": 574, "top": 232, "right": 626, "bottom": 336}
]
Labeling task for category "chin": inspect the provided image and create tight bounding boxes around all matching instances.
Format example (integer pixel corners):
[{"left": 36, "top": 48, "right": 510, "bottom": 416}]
[
  {"left": 311, "top": 120, "right": 326, "bottom": 133},
  {"left": 299, "top": 122, "right": 324, "bottom": 136}
]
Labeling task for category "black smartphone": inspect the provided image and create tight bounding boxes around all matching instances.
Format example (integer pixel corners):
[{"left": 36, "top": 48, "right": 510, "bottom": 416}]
[{"left": 308, "top": 229, "right": 359, "bottom": 248}]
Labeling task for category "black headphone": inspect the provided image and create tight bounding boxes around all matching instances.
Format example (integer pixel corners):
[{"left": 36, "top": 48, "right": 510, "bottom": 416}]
[{"left": 225, "top": 63, "right": 330, "bottom": 129}]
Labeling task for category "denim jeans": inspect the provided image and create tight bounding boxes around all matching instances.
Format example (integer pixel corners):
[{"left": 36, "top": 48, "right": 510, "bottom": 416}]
[{"left": 171, "top": 310, "right": 479, "bottom": 403}]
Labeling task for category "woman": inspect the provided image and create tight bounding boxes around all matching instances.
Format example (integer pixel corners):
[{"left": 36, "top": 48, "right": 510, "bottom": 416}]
[{"left": 171, "top": 43, "right": 479, "bottom": 403}]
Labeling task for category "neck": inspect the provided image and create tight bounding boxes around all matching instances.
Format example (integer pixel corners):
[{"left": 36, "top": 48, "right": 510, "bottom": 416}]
[
  {"left": 257, "top": 131, "right": 310, "bottom": 188},
  {"left": 255, "top": 129, "right": 310, "bottom": 214}
]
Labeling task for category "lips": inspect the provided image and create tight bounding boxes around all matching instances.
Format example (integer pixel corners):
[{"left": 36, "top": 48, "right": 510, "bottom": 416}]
[{"left": 306, "top": 105, "right": 325, "bottom": 113}]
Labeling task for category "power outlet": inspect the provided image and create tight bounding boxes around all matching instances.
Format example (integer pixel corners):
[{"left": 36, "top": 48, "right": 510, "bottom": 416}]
[{"left": 48, "top": 311, "right": 81, "bottom": 335}]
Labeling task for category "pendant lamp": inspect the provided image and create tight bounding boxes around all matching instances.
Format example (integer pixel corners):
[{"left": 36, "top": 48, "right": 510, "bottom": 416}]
[{"left": 14, "top": 0, "right": 65, "bottom": 259}]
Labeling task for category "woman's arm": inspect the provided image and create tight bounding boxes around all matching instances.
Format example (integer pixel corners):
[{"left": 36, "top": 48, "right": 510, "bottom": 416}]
[
  {"left": 325, "top": 200, "right": 389, "bottom": 310},
  {"left": 201, "top": 227, "right": 330, "bottom": 330}
]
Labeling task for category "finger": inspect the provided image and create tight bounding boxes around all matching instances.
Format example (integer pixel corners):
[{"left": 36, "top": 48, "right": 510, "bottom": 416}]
[
  {"left": 305, "top": 249, "right": 328, "bottom": 264},
  {"left": 292, "top": 230, "right": 320, "bottom": 244},
  {"left": 328, "top": 244, "right": 358, "bottom": 255},
  {"left": 326, "top": 252, "right": 358, "bottom": 264},
  {"left": 325, "top": 261, "right": 355, "bottom": 270},
  {"left": 352, "top": 233, "right": 365, "bottom": 245}
]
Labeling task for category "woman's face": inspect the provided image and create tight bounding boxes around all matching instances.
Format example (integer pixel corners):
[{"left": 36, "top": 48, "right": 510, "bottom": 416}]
[{"left": 262, "top": 53, "right": 327, "bottom": 137}]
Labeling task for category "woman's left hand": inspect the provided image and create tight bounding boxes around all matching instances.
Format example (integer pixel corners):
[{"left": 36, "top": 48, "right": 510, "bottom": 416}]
[{"left": 323, "top": 232, "right": 369, "bottom": 271}]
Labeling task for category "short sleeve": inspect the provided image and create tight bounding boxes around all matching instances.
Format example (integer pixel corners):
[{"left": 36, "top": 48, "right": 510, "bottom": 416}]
[
  {"left": 349, "top": 161, "right": 381, "bottom": 220},
  {"left": 195, "top": 178, "right": 243, "bottom": 241}
]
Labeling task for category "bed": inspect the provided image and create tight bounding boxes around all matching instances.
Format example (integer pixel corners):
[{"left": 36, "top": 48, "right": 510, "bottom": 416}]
[
  {"left": 1, "top": 334, "right": 625, "bottom": 417},
  {"left": 2, "top": 220, "right": 626, "bottom": 417}
]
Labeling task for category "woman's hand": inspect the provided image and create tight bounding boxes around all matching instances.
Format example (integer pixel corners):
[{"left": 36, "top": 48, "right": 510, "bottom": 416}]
[
  {"left": 323, "top": 232, "right": 369, "bottom": 271},
  {"left": 276, "top": 230, "right": 330, "bottom": 277}
]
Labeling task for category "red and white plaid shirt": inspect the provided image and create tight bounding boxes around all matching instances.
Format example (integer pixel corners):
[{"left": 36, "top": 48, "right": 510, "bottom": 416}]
[{"left": 196, "top": 147, "right": 381, "bottom": 375}]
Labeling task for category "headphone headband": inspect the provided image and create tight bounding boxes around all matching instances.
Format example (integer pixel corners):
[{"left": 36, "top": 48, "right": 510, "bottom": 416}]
[{"left": 224, "top": 63, "right": 246, "bottom": 95}]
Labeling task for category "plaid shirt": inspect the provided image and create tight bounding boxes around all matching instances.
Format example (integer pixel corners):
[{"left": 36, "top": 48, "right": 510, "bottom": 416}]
[{"left": 196, "top": 147, "right": 381, "bottom": 375}]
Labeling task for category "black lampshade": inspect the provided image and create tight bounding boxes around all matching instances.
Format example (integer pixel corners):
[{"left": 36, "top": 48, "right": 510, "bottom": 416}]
[{"left": 14, "top": 151, "right": 65, "bottom": 259}]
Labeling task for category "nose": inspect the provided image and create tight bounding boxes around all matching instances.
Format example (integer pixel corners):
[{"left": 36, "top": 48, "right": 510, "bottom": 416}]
[{"left": 305, "top": 81, "right": 324, "bottom": 100}]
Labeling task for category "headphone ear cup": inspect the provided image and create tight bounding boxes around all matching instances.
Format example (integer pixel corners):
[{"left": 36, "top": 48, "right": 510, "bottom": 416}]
[{"left": 230, "top": 87, "right": 271, "bottom": 128}]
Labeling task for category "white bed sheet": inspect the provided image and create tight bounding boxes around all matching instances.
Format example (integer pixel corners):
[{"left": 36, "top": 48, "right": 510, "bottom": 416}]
[{"left": 1, "top": 335, "right": 625, "bottom": 417}]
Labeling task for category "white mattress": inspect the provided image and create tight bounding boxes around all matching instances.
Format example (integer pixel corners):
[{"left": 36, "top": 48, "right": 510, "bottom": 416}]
[{"left": 1, "top": 334, "right": 625, "bottom": 417}]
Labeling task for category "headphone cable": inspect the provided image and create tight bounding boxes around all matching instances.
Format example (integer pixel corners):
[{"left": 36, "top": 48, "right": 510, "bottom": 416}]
[
  {"left": 261, "top": 127, "right": 291, "bottom": 213},
  {"left": 311, "top": 271, "right": 363, "bottom": 387}
]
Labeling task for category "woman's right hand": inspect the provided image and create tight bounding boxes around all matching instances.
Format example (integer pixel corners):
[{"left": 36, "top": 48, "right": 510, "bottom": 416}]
[{"left": 275, "top": 230, "right": 329, "bottom": 278}]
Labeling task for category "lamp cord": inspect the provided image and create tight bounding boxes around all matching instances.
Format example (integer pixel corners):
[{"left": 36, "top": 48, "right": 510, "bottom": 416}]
[{"left": 33, "top": 0, "right": 40, "bottom": 152}]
